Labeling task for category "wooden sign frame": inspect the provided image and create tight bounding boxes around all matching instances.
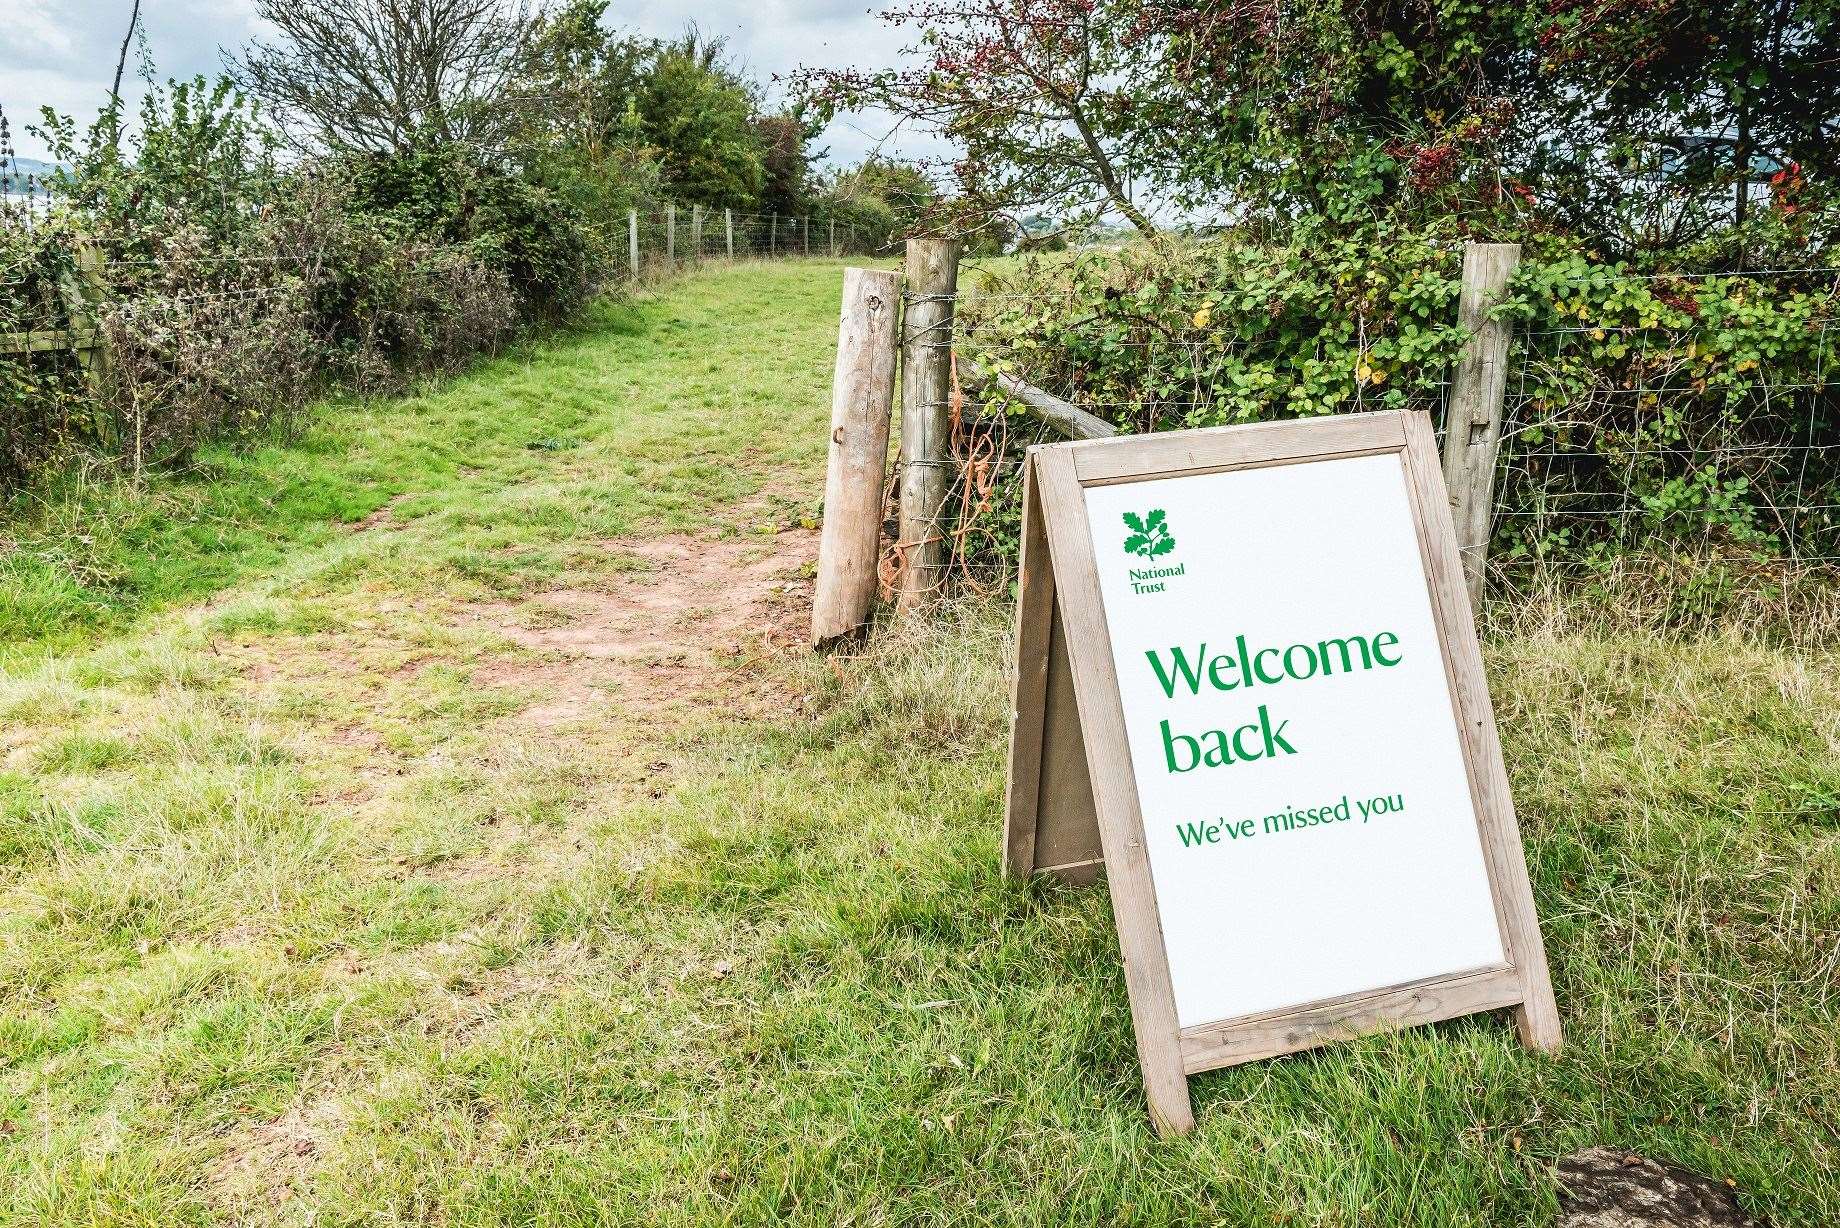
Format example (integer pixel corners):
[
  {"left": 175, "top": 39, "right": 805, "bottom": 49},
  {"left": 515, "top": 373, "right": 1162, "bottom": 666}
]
[{"left": 1002, "top": 409, "right": 1560, "bottom": 1136}]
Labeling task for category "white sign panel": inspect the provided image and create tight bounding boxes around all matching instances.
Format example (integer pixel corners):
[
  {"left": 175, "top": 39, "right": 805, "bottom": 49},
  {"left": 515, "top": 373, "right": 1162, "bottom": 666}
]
[{"left": 1081, "top": 452, "right": 1505, "bottom": 1027}]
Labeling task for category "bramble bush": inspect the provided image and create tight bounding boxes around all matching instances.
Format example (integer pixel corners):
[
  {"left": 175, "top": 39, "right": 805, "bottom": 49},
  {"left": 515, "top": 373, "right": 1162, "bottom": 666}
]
[
  {"left": 958, "top": 220, "right": 1840, "bottom": 576},
  {"left": 0, "top": 76, "right": 596, "bottom": 491},
  {"left": 0, "top": 217, "right": 96, "bottom": 491}
]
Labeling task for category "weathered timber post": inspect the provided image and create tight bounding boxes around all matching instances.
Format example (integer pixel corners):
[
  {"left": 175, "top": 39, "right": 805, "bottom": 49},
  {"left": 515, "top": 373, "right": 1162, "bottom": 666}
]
[
  {"left": 896, "top": 238, "right": 962, "bottom": 610},
  {"left": 803, "top": 217, "right": 811, "bottom": 255},
  {"left": 770, "top": 214, "right": 777, "bottom": 255},
  {"left": 725, "top": 209, "right": 734, "bottom": 259},
  {"left": 691, "top": 205, "right": 702, "bottom": 260},
  {"left": 628, "top": 209, "right": 639, "bottom": 274},
  {"left": 666, "top": 203, "right": 676, "bottom": 264},
  {"left": 812, "top": 267, "right": 903, "bottom": 646},
  {"left": 1441, "top": 241, "right": 1521, "bottom": 609},
  {"left": 56, "top": 244, "right": 112, "bottom": 404},
  {"left": 829, "top": 218, "right": 836, "bottom": 257}
]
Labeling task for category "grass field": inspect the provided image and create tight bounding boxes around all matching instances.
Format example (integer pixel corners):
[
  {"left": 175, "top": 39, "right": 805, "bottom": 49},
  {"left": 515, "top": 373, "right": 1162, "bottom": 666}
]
[{"left": 1, "top": 258, "right": 1835, "bottom": 1225}]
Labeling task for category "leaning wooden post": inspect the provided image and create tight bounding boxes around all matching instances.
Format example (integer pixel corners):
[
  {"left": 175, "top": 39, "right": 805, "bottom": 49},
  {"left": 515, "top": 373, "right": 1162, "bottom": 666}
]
[
  {"left": 628, "top": 209, "right": 639, "bottom": 275},
  {"left": 56, "top": 243, "right": 112, "bottom": 404},
  {"left": 666, "top": 203, "right": 676, "bottom": 264},
  {"left": 725, "top": 209, "right": 734, "bottom": 259},
  {"left": 896, "top": 238, "right": 962, "bottom": 610},
  {"left": 1441, "top": 241, "right": 1521, "bottom": 609},
  {"left": 812, "top": 267, "right": 903, "bottom": 646}
]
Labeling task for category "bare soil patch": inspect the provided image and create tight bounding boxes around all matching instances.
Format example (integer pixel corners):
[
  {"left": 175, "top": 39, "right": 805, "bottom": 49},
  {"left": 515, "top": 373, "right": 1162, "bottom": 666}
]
[{"left": 473, "top": 528, "right": 817, "bottom": 725}]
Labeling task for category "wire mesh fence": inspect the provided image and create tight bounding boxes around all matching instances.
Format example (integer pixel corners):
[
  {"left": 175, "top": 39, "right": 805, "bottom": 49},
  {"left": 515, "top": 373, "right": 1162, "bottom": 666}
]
[
  {"left": 1494, "top": 268, "right": 1840, "bottom": 575},
  {"left": 894, "top": 279, "right": 1453, "bottom": 600},
  {"left": 620, "top": 204, "right": 881, "bottom": 277},
  {"left": 898, "top": 259, "right": 1840, "bottom": 607}
]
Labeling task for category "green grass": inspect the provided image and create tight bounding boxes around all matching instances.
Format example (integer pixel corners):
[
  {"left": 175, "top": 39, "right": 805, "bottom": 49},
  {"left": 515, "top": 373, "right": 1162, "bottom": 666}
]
[
  {"left": 0, "top": 265, "right": 840, "bottom": 658},
  {"left": 1, "top": 258, "right": 1836, "bottom": 1224}
]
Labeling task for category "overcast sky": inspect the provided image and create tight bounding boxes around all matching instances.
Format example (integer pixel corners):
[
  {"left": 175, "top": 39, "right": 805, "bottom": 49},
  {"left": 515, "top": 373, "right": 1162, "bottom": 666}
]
[{"left": 1, "top": 0, "right": 945, "bottom": 170}]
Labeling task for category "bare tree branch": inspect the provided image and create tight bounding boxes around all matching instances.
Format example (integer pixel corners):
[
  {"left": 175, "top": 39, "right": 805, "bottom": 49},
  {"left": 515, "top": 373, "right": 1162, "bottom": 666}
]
[
  {"left": 107, "top": 0, "right": 142, "bottom": 153},
  {"left": 228, "top": 0, "right": 541, "bottom": 153}
]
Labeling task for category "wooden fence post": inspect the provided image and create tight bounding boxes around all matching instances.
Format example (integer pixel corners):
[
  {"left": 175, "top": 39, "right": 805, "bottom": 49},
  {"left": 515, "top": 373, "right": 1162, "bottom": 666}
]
[
  {"left": 725, "top": 209, "right": 734, "bottom": 259},
  {"left": 629, "top": 209, "right": 639, "bottom": 274},
  {"left": 770, "top": 214, "right": 777, "bottom": 255},
  {"left": 896, "top": 238, "right": 962, "bottom": 610},
  {"left": 812, "top": 267, "right": 903, "bottom": 646},
  {"left": 1441, "top": 241, "right": 1521, "bottom": 609},
  {"left": 803, "top": 217, "right": 811, "bottom": 256},
  {"left": 691, "top": 205, "right": 702, "bottom": 260},
  {"left": 56, "top": 244, "right": 112, "bottom": 403},
  {"left": 666, "top": 204, "right": 676, "bottom": 264},
  {"left": 829, "top": 218, "right": 836, "bottom": 257}
]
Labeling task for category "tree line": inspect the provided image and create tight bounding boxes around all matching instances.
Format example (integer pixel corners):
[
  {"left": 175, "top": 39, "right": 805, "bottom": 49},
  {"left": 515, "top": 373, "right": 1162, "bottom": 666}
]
[
  {"left": 0, "top": 0, "right": 939, "bottom": 493},
  {"left": 801, "top": 0, "right": 1837, "bottom": 263}
]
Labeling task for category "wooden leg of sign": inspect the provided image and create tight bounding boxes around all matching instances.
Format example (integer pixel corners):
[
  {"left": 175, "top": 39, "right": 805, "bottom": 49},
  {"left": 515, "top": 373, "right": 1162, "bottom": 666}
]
[
  {"left": 1513, "top": 960, "right": 1564, "bottom": 1053},
  {"left": 1033, "top": 447, "right": 1195, "bottom": 1138},
  {"left": 1002, "top": 454, "right": 1053, "bottom": 880},
  {"left": 1402, "top": 411, "right": 1563, "bottom": 1058}
]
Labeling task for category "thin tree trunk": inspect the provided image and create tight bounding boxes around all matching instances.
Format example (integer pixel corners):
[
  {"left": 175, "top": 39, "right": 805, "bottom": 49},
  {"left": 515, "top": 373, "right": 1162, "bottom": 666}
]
[
  {"left": 107, "top": 0, "right": 142, "bottom": 153},
  {"left": 1066, "top": 102, "right": 1156, "bottom": 235}
]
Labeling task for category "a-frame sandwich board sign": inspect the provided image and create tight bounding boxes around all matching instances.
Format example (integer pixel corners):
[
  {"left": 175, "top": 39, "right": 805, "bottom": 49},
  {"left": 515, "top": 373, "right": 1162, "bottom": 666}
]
[{"left": 1001, "top": 409, "right": 1560, "bottom": 1137}]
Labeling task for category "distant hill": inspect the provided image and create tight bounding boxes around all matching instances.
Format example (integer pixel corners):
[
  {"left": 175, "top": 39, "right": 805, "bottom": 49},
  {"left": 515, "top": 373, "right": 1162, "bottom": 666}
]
[{"left": 1, "top": 157, "right": 63, "bottom": 195}]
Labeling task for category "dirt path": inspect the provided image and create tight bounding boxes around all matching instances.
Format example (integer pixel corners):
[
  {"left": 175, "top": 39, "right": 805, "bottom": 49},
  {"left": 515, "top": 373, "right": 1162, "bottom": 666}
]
[
  {"left": 0, "top": 261, "right": 857, "bottom": 1218},
  {"left": 472, "top": 524, "right": 819, "bottom": 727}
]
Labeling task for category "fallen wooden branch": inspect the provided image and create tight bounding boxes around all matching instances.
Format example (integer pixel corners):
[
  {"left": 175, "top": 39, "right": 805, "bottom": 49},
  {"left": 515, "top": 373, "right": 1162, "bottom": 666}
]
[{"left": 953, "top": 354, "right": 1116, "bottom": 441}]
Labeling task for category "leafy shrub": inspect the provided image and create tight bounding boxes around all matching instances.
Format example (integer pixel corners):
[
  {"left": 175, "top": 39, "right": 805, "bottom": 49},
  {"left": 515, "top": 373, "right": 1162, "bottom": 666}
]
[
  {"left": 959, "top": 222, "right": 1469, "bottom": 428},
  {"left": 271, "top": 171, "right": 517, "bottom": 381},
  {"left": 0, "top": 88, "right": 565, "bottom": 492},
  {"left": 1498, "top": 249, "right": 1839, "bottom": 562},
  {"left": 344, "top": 147, "right": 599, "bottom": 322},
  {"left": 812, "top": 188, "right": 897, "bottom": 254},
  {"left": 0, "top": 219, "right": 97, "bottom": 488},
  {"left": 958, "top": 224, "right": 1840, "bottom": 576},
  {"left": 97, "top": 223, "right": 319, "bottom": 470}
]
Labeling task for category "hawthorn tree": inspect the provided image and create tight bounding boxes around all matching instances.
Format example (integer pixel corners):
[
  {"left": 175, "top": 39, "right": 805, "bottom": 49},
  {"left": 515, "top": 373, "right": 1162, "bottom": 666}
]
[
  {"left": 805, "top": 0, "right": 1838, "bottom": 257},
  {"left": 1117, "top": 0, "right": 1839, "bottom": 250},
  {"left": 1120, "top": 0, "right": 1518, "bottom": 224},
  {"left": 796, "top": 0, "right": 1160, "bottom": 236},
  {"left": 1522, "top": 0, "right": 1840, "bottom": 239}
]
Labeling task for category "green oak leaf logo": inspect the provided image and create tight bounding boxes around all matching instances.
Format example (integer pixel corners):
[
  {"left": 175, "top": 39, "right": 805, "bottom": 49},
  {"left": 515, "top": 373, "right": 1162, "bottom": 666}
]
[{"left": 1122, "top": 509, "right": 1175, "bottom": 559}]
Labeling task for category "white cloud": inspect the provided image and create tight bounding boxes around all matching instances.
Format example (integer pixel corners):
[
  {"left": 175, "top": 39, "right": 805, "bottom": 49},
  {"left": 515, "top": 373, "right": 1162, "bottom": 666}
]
[{"left": 6, "top": 0, "right": 79, "bottom": 61}]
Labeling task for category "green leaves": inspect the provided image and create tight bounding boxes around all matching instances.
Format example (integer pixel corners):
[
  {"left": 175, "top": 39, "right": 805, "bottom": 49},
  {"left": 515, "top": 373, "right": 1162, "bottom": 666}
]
[
  {"left": 1123, "top": 509, "right": 1174, "bottom": 558},
  {"left": 963, "top": 224, "right": 1839, "bottom": 579}
]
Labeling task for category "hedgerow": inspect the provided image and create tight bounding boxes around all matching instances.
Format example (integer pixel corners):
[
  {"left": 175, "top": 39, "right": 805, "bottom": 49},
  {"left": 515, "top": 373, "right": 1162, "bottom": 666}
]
[
  {"left": 959, "top": 221, "right": 1840, "bottom": 574},
  {"left": 0, "top": 80, "right": 594, "bottom": 493}
]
